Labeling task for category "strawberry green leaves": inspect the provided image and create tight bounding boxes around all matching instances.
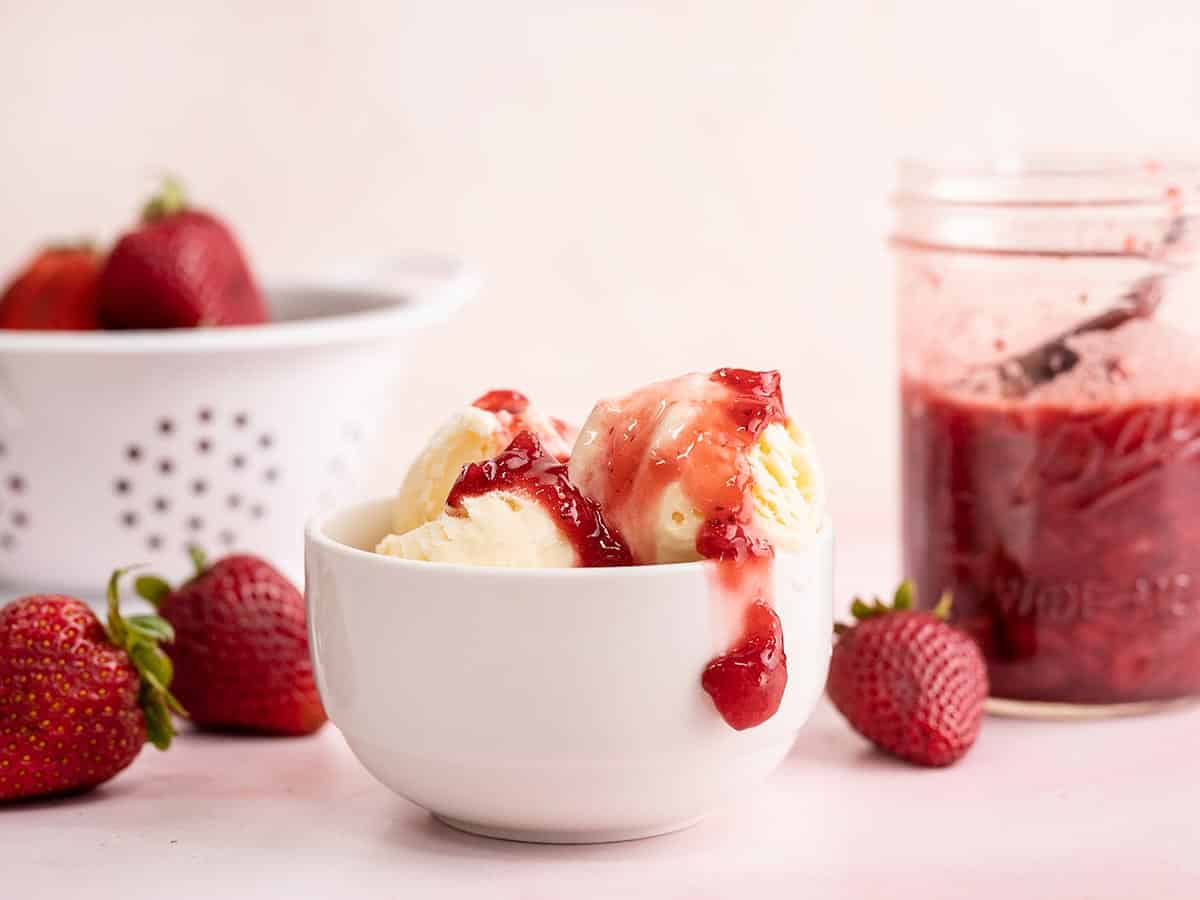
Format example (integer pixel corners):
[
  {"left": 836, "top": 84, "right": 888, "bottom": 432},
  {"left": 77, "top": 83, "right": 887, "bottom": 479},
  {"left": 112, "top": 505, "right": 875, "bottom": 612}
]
[
  {"left": 186, "top": 545, "right": 208, "bottom": 578},
  {"left": 141, "top": 176, "right": 189, "bottom": 222},
  {"left": 134, "top": 545, "right": 209, "bottom": 613},
  {"left": 124, "top": 613, "right": 175, "bottom": 642},
  {"left": 134, "top": 576, "right": 172, "bottom": 608},
  {"left": 836, "top": 580, "right": 952, "bottom": 635},
  {"left": 106, "top": 567, "right": 186, "bottom": 750}
]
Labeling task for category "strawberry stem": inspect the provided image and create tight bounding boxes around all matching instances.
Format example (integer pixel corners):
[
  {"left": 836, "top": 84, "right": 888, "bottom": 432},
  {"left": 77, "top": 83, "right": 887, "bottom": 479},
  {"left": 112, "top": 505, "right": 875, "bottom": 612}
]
[
  {"left": 106, "top": 567, "right": 185, "bottom": 750},
  {"left": 835, "top": 580, "right": 954, "bottom": 636},
  {"left": 137, "top": 547, "right": 207, "bottom": 617},
  {"left": 141, "top": 177, "right": 189, "bottom": 222},
  {"left": 134, "top": 575, "right": 172, "bottom": 609},
  {"left": 187, "top": 544, "right": 208, "bottom": 577},
  {"left": 850, "top": 597, "right": 875, "bottom": 620}
]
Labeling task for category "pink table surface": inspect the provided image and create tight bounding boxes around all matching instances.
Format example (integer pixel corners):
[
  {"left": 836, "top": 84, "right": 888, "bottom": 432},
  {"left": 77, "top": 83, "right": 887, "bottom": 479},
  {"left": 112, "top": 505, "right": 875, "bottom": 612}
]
[{"left": 3, "top": 540, "right": 1198, "bottom": 899}]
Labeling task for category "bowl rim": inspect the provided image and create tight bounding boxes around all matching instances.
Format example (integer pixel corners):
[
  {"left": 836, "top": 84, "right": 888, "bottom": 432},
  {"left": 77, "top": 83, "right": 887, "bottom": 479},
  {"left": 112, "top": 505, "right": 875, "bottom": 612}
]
[
  {"left": 305, "top": 495, "right": 834, "bottom": 579},
  {"left": 0, "top": 253, "right": 480, "bottom": 355}
]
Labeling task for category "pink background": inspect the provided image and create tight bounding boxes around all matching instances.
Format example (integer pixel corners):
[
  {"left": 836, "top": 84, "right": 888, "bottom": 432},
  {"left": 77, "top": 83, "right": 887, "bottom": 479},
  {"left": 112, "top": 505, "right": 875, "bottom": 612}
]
[
  {"left": 4, "top": 7, "right": 1200, "bottom": 892},
  {"left": 3, "top": 1, "right": 1199, "bottom": 538}
]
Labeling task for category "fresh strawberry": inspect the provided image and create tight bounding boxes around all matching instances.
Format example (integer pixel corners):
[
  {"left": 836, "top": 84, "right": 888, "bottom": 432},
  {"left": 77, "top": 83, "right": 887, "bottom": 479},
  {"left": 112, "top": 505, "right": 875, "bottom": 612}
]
[
  {"left": 137, "top": 549, "right": 325, "bottom": 736},
  {"left": 0, "top": 571, "right": 179, "bottom": 802},
  {"left": 827, "top": 582, "right": 987, "bottom": 767},
  {"left": 96, "top": 178, "right": 268, "bottom": 329},
  {"left": 0, "top": 244, "right": 102, "bottom": 331}
]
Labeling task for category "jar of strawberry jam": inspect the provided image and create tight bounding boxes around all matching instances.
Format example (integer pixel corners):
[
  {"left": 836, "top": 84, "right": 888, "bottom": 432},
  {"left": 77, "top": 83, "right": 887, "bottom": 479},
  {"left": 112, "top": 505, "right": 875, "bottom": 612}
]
[{"left": 895, "top": 156, "right": 1200, "bottom": 715}]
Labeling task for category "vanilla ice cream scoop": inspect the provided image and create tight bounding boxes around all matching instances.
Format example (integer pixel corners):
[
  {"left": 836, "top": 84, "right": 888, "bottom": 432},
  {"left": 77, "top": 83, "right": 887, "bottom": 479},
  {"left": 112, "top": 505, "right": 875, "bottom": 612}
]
[
  {"left": 378, "top": 431, "right": 632, "bottom": 568},
  {"left": 377, "top": 490, "right": 580, "bottom": 567},
  {"left": 567, "top": 369, "right": 824, "bottom": 564},
  {"left": 390, "top": 389, "right": 576, "bottom": 535}
]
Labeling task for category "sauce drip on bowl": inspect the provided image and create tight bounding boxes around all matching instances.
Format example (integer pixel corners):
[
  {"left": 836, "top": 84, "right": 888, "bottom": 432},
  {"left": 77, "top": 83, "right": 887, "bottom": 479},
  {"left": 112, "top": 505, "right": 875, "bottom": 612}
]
[{"left": 577, "top": 368, "right": 790, "bottom": 729}]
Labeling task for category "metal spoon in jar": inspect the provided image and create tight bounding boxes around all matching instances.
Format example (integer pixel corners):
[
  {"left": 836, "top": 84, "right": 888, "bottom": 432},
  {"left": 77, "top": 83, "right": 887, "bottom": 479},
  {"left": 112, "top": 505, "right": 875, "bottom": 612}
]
[{"left": 977, "top": 216, "right": 1187, "bottom": 399}]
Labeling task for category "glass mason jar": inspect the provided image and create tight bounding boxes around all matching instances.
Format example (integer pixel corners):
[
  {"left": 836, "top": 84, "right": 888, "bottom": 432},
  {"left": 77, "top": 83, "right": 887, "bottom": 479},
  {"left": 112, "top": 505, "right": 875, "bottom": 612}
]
[{"left": 894, "top": 156, "right": 1200, "bottom": 716}]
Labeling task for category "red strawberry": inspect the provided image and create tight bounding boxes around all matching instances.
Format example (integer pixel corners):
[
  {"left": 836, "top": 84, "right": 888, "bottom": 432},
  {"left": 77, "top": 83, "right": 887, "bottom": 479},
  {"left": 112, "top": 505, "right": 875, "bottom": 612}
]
[
  {"left": 96, "top": 178, "right": 268, "bottom": 329},
  {"left": 0, "top": 571, "right": 179, "bottom": 802},
  {"left": 827, "top": 582, "right": 988, "bottom": 767},
  {"left": 138, "top": 549, "right": 326, "bottom": 736},
  {"left": 0, "top": 244, "right": 102, "bottom": 331}
]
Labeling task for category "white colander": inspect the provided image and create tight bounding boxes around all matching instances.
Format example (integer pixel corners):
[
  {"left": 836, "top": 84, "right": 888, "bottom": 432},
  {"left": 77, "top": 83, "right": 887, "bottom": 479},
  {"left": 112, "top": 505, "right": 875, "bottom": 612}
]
[{"left": 0, "top": 254, "right": 477, "bottom": 596}]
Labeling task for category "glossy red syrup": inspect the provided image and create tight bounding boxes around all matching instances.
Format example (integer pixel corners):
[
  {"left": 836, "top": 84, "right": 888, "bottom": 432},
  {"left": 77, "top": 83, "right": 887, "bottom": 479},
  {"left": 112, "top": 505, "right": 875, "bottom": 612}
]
[
  {"left": 701, "top": 600, "right": 787, "bottom": 731},
  {"left": 584, "top": 368, "right": 789, "bottom": 729},
  {"left": 471, "top": 389, "right": 573, "bottom": 463},
  {"left": 448, "top": 431, "right": 633, "bottom": 567},
  {"left": 550, "top": 416, "right": 579, "bottom": 449},
  {"left": 903, "top": 377, "right": 1200, "bottom": 703},
  {"left": 472, "top": 389, "right": 530, "bottom": 415},
  {"left": 695, "top": 370, "right": 788, "bottom": 730}
]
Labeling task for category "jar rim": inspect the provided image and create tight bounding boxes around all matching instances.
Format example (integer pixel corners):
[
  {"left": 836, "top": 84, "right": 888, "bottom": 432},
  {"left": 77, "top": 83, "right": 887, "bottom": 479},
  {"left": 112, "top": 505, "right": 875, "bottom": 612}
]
[{"left": 895, "top": 153, "right": 1200, "bottom": 208}]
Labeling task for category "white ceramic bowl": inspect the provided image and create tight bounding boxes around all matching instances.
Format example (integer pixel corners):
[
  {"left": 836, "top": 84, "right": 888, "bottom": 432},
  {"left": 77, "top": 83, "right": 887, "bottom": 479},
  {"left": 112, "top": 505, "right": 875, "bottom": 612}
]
[
  {"left": 0, "top": 256, "right": 478, "bottom": 595},
  {"left": 306, "top": 496, "right": 834, "bottom": 843}
]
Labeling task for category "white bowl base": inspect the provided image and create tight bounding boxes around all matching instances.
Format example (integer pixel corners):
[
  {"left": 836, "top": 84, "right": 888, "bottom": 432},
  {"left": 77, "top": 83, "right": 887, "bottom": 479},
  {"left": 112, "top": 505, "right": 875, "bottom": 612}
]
[{"left": 432, "top": 813, "right": 707, "bottom": 845}]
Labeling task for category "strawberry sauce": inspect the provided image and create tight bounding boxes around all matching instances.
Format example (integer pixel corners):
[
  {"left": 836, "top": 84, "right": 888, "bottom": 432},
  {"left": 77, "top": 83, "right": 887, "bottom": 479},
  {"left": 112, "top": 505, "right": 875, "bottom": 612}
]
[
  {"left": 904, "top": 377, "right": 1200, "bottom": 704},
  {"left": 573, "top": 368, "right": 789, "bottom": 730},
  {"left": 472, "top": 389, "right": 530, "bottom": 415},
  {"left": 471, "top": 389, "right": 574, "bottom": 463},
  {"left": 447, "top": 431, "right": 633, "bottom": 567},
  {"left": 701, "top": 599, "right": 787, "bottom": 731}
]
